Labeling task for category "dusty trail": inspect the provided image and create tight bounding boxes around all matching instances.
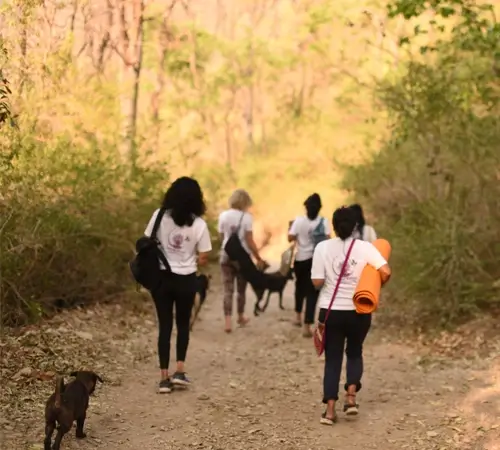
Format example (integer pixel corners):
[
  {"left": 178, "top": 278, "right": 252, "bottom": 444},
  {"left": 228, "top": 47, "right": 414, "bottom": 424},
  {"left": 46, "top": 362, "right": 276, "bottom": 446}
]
[{"left": 3, "top": 278, "right": 500, "bottom": 450}]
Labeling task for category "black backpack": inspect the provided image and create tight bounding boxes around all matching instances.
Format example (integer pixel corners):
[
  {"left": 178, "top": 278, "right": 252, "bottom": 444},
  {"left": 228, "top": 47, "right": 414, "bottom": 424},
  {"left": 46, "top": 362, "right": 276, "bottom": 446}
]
[
  {"left": 224, "top": 212, "right": 247, "bottom": 261},
  {"left": 223, "top": 213, "right": 267, "bottom": 292},
  {"left": 129, "top": 208, "right": 171, "bottom": 291}
]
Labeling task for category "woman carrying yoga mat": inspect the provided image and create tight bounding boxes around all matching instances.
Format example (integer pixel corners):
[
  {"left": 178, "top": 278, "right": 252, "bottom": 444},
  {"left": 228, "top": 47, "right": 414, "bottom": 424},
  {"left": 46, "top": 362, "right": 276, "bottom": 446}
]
[
  {"left": 311, "top": 206, "right": 391, "bottom": 425},
  {"left": 218, "top": 189, "right": 266, "bottom": 333},
  {"left": 353, "top": 239, "right": 392, "bottom": 314}
]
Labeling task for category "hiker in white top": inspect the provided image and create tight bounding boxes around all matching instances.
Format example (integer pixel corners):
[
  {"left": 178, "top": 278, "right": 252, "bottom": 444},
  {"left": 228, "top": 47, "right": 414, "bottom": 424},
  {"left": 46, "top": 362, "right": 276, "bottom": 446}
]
[
  {"left": 288, "top": 193, "right": 330, "bottom": 337},
  {"left": 144, "top": 177, "right": 212, "bottom": 394},
  {"left": 311, "top": 206, "right": 391, "bottom": 425},
  {"left": 350, "top": 204, "right": 377, "bottom": 242},
  {"left": 218, "top": 189, "right": 265, "bottom": 333}
]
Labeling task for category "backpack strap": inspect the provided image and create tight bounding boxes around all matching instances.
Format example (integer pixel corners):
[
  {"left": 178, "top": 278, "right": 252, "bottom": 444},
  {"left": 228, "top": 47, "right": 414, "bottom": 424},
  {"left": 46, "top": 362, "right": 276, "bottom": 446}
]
[
  {"left": 150, "top": 207, "right": 167, "bottom": 240},
  {"left": 150, "top": 207, "right": 171, "bottom": 273},
  {"left": 313, "top": 217, "right": 324, "bottom": 233},
  {"left": 236, "top": 212, "right": 245, "bottom": 232},
  {"left": 322, "top": 239, "right": 356, "bottom": 324}
]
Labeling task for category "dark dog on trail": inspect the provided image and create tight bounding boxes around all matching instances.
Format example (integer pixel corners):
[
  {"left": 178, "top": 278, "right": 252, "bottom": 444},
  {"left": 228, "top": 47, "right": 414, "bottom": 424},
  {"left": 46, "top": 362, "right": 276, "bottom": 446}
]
[
  {"left": 44, "top": 370, "right": 103, "bottom": 450},
  {"left": 190, "top": 274, "right": 211, "bottom": 331},
  {"left": 253, "top": 267, "right": 294, "bottom": 316}
]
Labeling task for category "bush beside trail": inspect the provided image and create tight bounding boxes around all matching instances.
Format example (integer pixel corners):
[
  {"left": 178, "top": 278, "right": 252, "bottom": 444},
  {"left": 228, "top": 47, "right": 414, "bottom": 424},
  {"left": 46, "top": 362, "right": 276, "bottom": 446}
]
[
  {"left": 0, "top": 127, "right": 170, "bottom": 326},
  {"left": 343, "top": 51, "right": 500, "bottom": 327}
]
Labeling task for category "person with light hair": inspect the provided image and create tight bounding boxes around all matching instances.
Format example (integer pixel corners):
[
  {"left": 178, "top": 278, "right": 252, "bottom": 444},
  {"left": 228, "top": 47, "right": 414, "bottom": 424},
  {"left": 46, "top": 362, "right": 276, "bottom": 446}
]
[{"left": 218, "top": 189, "right": 265, "bottom": 333}]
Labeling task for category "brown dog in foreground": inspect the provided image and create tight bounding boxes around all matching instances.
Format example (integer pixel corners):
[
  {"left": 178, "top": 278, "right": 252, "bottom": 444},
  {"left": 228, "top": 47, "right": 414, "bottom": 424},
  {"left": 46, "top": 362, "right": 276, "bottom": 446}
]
[{"left": 44, "top": 370, "right": 103, "bottom": 450}]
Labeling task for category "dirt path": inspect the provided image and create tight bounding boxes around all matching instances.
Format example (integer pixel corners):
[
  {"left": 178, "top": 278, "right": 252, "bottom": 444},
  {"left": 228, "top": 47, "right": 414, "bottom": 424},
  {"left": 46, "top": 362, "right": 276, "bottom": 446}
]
[{"left": 3, "top": 279, "right": 500, "bottom": 450}]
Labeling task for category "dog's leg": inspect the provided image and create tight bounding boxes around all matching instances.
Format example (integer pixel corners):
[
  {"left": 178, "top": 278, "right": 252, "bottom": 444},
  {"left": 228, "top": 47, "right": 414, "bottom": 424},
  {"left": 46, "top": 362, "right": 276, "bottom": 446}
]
[
  {"left": 190, "top": 294, "right": 201, "bottom": 331},
  {"left": 253, "top": 289, "right": 264, "bottom": 316},
  {"left": 279, "top": 291, "right": 285, "bottom": 310},
  {"left": 262, "top": 291, "right": 271, "bottom": 312},
  {"left": 44, "top": 422, "right": 55, "bottom": 450},
  {"left": 75, "top": 413, "right": 87, "bottom": 439},
  {"left": 52, "top": 427, "right": 67, "bottom": 450},
  {"left": 254, "top": 300, "right": 260, "bottom": 317}
]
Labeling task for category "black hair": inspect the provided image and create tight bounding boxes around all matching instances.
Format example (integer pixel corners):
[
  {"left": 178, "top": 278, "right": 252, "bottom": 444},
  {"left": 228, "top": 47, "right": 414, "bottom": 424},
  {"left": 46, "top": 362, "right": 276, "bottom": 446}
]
[
  {"left": 161, "top": 176, "right": 206, "bottom": 227},
  {"left": 332, "top": 206, "right": 357, "bottom": 240},
  {"left": 304, "top": 193, "right": 322, "bottom": 220},
  {"left": 349, "top": 203, "right": 365, "bottom": 239}
]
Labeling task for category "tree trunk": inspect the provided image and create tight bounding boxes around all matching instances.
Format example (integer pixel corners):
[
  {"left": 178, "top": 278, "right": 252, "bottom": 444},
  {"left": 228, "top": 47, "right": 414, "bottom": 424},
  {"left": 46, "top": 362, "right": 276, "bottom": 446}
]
[
  {"left": 114, "top": 0, "right": 145, "bottom": 167},
  {"left": 119, "top": 62, "right": 142, "bottom": 167}
]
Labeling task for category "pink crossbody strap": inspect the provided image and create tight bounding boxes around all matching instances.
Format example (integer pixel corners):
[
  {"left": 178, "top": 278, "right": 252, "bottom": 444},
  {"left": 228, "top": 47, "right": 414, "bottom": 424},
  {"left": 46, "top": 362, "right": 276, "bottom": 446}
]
[{"left": 322, "top": 239, "right": 355, "bottom": 324}]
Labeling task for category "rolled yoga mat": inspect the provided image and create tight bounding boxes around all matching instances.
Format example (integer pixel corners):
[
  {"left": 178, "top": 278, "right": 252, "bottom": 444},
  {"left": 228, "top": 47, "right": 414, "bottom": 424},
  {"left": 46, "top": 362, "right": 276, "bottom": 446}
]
[{"left": 353, "top": 239, "right": 392, "bottom": 314}]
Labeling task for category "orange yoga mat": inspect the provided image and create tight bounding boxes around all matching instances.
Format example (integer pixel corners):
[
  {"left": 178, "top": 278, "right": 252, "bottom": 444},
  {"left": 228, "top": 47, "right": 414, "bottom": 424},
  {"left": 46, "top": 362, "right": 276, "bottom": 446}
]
[{"left": 353, "top": 239, "right": 391, "bottom": 314}]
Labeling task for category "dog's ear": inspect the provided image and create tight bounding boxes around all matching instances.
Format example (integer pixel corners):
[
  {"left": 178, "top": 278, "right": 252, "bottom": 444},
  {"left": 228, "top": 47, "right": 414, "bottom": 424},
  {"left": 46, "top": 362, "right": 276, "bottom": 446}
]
[{"left": 70, "top": 371, "right": 78, "bottom": 377}]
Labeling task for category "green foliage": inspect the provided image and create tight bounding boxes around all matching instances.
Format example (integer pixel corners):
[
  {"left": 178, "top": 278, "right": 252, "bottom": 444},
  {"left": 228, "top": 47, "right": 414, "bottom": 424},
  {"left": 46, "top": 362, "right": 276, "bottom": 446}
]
[
  {"left": 388, "top": 0, "right": 500, "bottom": 56},
  {"left": 345, "top": 1, "right": 500, "bottom": 326},
  {"left": 0, "top": 126, "right": 169, "bottom": 326}
]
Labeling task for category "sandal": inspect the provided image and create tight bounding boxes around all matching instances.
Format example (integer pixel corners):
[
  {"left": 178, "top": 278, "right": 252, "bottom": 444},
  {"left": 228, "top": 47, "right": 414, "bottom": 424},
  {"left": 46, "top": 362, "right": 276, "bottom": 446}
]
[
  {"left": 343, "top": 394, "right": 359, "bottom": 416},
  {"left": 237, "top": 317, "right": 250, "bottom": 327},
  {"left": 320, "top": 411, "right": 338, "bottom": 426}
]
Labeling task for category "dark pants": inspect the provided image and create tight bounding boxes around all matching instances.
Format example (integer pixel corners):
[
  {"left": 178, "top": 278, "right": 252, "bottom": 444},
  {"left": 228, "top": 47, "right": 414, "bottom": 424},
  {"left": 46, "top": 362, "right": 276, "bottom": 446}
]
[
  {"left": 319, "top": 309, "right": 372, "bottom": 403},
  {"left": 293, "top": 258, "right": 318, "bottom": 324},
  {"left": 151, "top": 271, "right": 197, "bottom": 370}
]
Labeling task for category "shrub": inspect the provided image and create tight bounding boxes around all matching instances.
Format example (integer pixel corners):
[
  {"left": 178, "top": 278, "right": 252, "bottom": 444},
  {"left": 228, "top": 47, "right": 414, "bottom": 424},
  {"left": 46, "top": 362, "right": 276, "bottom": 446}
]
[
  {"left": 0, "top": 127, "right": 169, "bottom": 326},
  {"left": 343, "top": 55, "right": 500, "bottom": 327}
]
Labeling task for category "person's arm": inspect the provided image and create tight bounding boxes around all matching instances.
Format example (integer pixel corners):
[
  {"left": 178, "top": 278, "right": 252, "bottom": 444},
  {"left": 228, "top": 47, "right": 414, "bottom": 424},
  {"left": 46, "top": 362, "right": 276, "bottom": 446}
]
[
  {"left": 288, "top": 218, "right": 299, "bottom": 243},
  {"left": 365, "top": 243, "right": 391, "bottom": 285},
  {"left": 245, "top": 230, "right": 263, "bottom": 262},
  {"left": 217, "top": 213, "right": 224, "bottom": 247},
  {"left": 242, "top": 214, "right": 263, "bottom": 262},
  {"left": 197, "top": 222, "right": 212, "bottom": 266},
  {"left": 311, "top": 245, "right": 325, "bottom": 289}
]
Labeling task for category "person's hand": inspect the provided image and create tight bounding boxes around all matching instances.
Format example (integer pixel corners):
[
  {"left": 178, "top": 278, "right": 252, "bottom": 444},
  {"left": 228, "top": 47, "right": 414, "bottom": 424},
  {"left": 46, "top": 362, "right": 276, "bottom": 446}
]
[{"left": 256, "top": 258, "right": 269, "bottom": 271}]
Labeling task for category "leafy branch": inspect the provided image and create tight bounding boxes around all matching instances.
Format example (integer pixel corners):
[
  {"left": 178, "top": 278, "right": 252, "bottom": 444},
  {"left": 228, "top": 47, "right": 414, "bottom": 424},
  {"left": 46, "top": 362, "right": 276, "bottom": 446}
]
[{"left": 388, "top": 0, "right": 500, "bottom": 56}]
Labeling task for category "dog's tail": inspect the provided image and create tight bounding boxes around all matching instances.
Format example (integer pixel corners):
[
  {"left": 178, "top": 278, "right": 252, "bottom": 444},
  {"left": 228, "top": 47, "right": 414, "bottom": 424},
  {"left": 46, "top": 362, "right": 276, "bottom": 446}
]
[{"left": 54, "top": 376, "right": 64, "bottom": 409}]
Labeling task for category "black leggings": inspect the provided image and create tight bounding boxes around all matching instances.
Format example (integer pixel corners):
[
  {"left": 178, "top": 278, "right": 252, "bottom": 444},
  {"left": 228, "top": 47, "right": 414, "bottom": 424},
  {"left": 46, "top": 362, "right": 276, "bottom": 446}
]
[
  {"left": 151, "top": 272, "right": 196, "bottom": 370},
  {"left": 319, "top": 309, "right": 372, "bottom": 403},
  {"left": 293, "top": 258, "right": 319, "bottom": 324}
]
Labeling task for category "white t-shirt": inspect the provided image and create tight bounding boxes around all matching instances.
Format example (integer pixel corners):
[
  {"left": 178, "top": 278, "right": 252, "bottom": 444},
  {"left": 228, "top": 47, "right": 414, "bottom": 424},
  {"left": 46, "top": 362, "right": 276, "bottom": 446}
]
[
  {"left": 144, "top": 209, "right": 212, "bottom": 275},
  {"left": 352, "top": 224, "right": 377, "bottom": 243},
  {"left": 311, "top": 237, "right": 387, "bottom": 310},
  {"left": 217, "top": 209, "right": 253, "bottom": 257},
  {"left": 289, "top": 216, "right": 331, "bottom": 261}
]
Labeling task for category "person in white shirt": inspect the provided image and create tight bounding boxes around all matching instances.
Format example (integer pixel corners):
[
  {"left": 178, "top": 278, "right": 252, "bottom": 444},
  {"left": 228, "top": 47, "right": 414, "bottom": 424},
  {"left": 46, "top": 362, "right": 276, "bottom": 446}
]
[
  {"left": 144, "top": 177, "right": 212, "bottom": 394},
  {"left": 311, "top": 206, "right": 391, "bottom": 425},
  {"left": 350, "top": 204, "right": 377, "bottom": 242},
  {"left": 218, "top": 189, "right": 265, "bottom": 333},
  {"left": 288, "top": 193, "right": 330, "bottom": 337}
]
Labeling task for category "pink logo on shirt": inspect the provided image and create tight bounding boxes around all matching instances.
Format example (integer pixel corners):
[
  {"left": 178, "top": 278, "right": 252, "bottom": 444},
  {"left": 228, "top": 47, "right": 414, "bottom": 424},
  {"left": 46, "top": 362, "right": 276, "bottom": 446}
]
[
  {"left": 332, "top": 257, "right": 357, "bottom": 278},
  {"left": 168, "top": 231, "right": 185, "bottom": 251}
]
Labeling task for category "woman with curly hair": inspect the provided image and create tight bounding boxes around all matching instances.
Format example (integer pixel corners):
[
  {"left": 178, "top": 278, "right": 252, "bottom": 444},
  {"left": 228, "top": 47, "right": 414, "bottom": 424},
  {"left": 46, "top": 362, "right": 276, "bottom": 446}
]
[{"left": 144, "top": 177, "right": 212, "bottom": 393}]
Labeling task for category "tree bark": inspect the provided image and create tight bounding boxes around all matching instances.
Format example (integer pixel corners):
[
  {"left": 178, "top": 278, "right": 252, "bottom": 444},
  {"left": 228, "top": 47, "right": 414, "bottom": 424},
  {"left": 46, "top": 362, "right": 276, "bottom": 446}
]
[{"left": 112, "top": 0, "right": 145, "bottom": 166}]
